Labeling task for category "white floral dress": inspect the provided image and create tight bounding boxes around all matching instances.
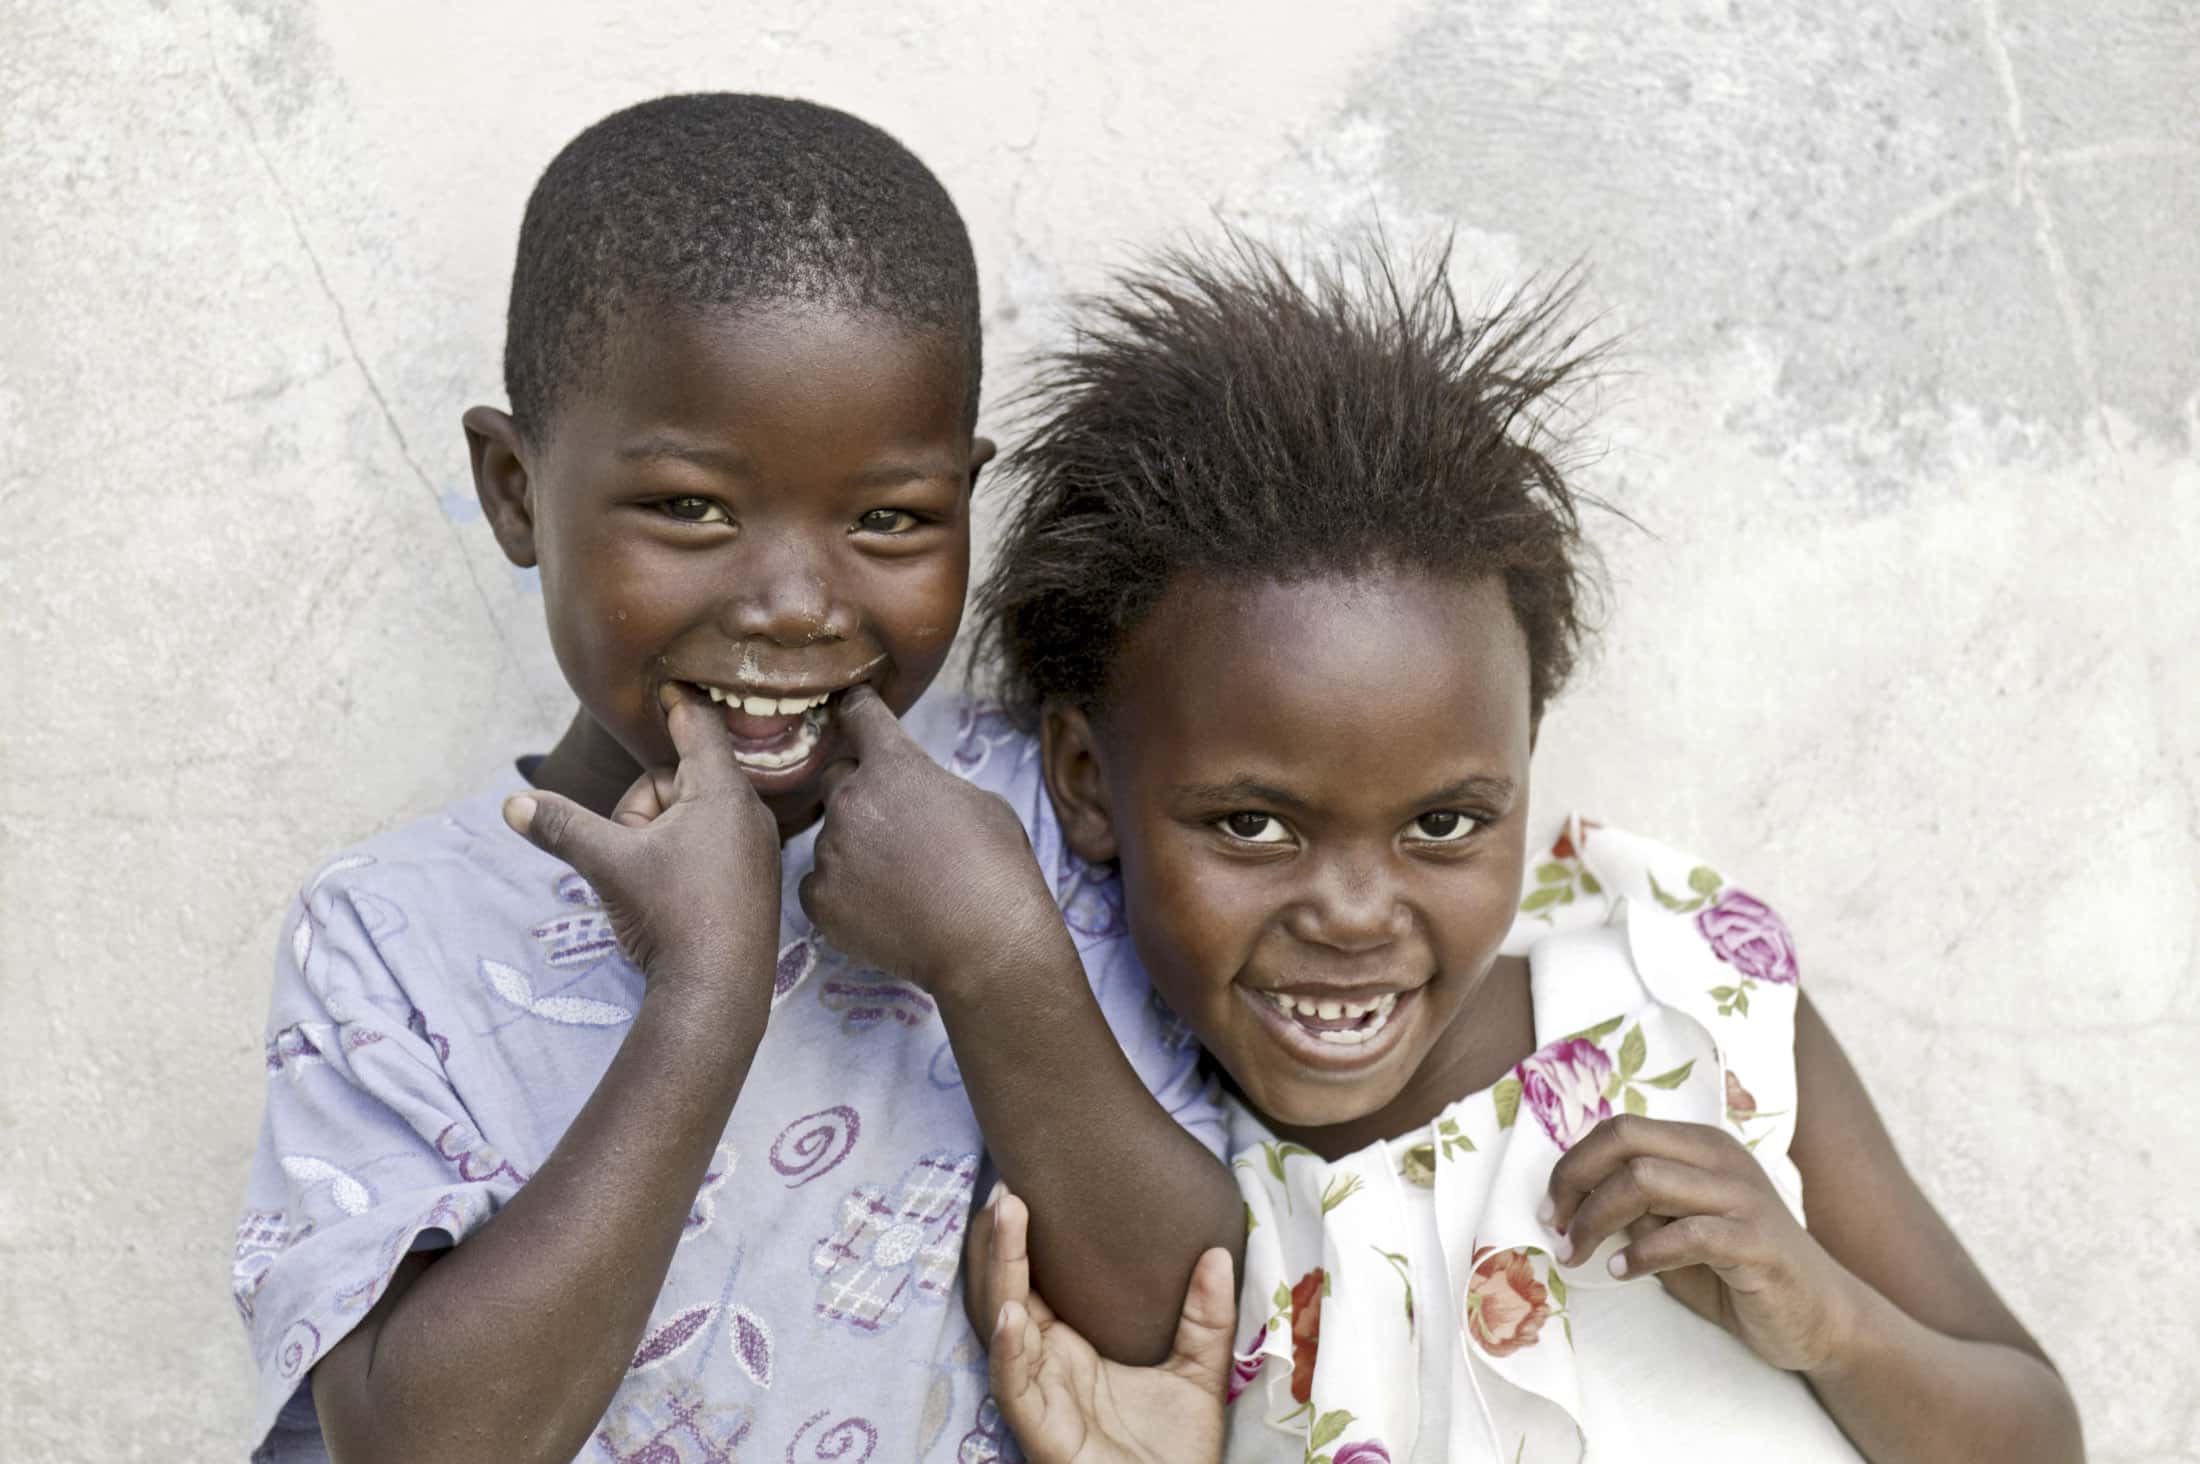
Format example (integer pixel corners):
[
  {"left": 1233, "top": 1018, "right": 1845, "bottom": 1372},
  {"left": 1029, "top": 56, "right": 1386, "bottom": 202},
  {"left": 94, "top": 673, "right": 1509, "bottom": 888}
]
[{"left": 1224, "top": 818, "right": 1866, "bottom": 1463}]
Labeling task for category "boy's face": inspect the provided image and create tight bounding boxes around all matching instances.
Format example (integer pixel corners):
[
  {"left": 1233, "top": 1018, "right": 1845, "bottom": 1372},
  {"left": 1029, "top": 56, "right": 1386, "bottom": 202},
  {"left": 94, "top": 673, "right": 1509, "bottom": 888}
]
[
  {"left": 471, "top": 306, "right": 986, "bottom": 836},
  {"left": 1049, "top": 570, "right": 1534, "bottom": 1133}
]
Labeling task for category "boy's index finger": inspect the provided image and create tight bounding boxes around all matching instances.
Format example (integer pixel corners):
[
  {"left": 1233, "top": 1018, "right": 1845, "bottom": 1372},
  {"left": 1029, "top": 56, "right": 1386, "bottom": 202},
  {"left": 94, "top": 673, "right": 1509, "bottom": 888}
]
[
  {"left": 830, "top": 684, "right": 912, "bottom": 760},
  {"left": 659, "top": 681, "right": 741, "bottom": 788}
]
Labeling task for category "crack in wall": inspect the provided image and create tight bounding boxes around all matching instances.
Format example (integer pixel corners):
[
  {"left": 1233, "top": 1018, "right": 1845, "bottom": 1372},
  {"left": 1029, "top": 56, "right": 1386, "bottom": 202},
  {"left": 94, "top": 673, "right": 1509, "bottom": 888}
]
[{"left": 196, "top": 1, "right": 555, "bottom": 730}]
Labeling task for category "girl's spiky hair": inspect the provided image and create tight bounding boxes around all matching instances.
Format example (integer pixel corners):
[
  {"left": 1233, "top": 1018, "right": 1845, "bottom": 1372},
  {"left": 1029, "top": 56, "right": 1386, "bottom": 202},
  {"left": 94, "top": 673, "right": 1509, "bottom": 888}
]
[{"left": 972, "top": 230, "right": 1606, "bottom": 726}]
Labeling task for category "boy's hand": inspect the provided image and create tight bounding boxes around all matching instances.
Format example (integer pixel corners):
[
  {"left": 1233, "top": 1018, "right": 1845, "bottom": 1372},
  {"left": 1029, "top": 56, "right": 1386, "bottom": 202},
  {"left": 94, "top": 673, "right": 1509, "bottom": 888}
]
[
  {"left": 1543, "top": 1113, "right": 1865, "bottom": 1374},
  {"left": 970, "top": 1184, "right": 1233, "bottom": 1464},
  {"left": 503, "top": 683, "right": 782, "bottom": 1009},
  {"left": 799, "top": 687, "right": 1059, "bottom": 992}
]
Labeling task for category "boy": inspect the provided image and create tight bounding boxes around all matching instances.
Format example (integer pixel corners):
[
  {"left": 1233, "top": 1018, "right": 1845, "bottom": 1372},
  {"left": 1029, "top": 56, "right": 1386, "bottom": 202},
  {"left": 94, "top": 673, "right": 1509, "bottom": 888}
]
[{"left": 233, "top": 94, "right": 1240, "bottom": 1464}]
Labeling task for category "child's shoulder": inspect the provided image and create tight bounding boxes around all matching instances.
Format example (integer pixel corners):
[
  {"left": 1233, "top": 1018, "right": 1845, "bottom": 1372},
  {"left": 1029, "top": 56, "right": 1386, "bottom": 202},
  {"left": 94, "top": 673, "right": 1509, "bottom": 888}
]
[{"left": 287, "top": 769, "right": 536, "bottom": 910}]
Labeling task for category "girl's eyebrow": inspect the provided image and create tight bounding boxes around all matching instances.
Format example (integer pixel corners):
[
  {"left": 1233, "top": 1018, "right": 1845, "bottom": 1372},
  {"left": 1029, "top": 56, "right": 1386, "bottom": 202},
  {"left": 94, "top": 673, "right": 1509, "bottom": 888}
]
[
  {"left": 617, "top": 434, "right": 750, "bottom": 471},
  {"left": 1421, "top": 775, "right": 1518, "bottom": 807},
  {"left": 1174, "top": 778, "right": 1311, "bottom": 812}
]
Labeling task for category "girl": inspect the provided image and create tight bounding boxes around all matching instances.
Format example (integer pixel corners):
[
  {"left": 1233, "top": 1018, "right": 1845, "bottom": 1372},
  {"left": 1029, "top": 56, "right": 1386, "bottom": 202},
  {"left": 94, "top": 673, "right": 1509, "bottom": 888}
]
[{"left": 961, "top": 237, "right": 2082, "bottom": 1462}]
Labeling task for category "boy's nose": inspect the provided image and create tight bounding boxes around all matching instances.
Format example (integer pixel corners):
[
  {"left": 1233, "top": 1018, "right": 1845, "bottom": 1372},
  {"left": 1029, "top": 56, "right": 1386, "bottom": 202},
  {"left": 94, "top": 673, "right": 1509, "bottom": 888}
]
[{"left": 719, "top": 543, "right": 855, "bottom": 647}]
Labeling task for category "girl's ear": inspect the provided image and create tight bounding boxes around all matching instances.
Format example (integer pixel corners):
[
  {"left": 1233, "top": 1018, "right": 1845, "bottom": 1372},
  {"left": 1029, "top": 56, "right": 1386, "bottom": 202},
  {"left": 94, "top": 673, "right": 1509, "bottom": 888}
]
[
  {"left": 463, "top": 405, "right": 539, "bottom": 568},
  {"left": 1040, "top": 702, "right": 1119, "bottom": 864}
]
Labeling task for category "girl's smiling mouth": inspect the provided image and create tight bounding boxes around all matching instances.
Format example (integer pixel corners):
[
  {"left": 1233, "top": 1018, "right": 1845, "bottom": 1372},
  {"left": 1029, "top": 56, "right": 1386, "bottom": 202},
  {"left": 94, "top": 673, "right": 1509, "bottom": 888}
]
[{"left": 1239, "top": 981, "right": 1423, "bottom": 1071}]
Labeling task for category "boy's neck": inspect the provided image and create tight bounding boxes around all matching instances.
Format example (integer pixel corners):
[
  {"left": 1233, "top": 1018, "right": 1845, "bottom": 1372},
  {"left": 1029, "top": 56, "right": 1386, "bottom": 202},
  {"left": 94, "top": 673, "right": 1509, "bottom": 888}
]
[
  {"left": 529, "top": 712, "right": 646, "bottom": 820},
  {"left": 1256, "top": 953, "right": 1538, "bottom": 1162}
]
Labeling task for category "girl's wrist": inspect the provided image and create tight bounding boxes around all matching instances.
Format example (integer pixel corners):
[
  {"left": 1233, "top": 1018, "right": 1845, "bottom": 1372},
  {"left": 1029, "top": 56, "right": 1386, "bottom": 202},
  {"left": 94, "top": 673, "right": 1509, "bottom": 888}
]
[{"left": 1798, "top": 1262, "right": 1892, "bottom": 1385}]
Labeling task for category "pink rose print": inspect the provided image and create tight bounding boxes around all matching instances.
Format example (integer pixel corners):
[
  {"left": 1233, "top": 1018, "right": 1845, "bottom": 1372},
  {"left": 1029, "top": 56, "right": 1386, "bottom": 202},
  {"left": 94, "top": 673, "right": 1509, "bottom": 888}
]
[
  {"left": 1227, "top": 1324, "right": 1268, "bottom": 1403},
  {"left": 1696, "top": 889, "right": 1799, "bottom": 985},
  {"left": 1334, "top": 1444, "right": 1393, "bottom": 1464},
  {"left": 810, "top": 1151, "right": 977, "bottom": 1334},
  {"left": 1466, "top": 1246, "right": 1551, "bottom": 1358},
  {"left": 1517, "top": 1037, "right": 1615, "bottom": 1151}
]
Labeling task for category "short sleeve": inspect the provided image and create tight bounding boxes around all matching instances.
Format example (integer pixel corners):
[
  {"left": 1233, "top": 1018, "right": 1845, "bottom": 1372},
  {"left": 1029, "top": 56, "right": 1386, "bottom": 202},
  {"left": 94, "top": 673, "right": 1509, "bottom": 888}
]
[
  {"left": 915, "top": 692, "right": 1227, "bottom": 1158},
  {"left": 234, "top": 872, "right": 521, "bottom": 1452}
]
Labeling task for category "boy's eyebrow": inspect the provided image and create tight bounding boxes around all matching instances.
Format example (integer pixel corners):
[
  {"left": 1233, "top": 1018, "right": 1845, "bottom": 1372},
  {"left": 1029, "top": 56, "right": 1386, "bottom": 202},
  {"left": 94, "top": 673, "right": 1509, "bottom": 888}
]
[
  {"left": 1175, "top": 774, "right": 1517, "bottom": 812},
  {"left": 617, "top": 435, "right": 750, "bottom": 470}
]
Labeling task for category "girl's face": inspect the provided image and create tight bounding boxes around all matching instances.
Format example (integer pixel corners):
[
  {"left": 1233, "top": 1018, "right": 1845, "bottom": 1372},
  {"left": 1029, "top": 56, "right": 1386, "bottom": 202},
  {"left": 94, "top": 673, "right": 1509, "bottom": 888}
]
[{"left": 1046, "top": 569, "right": 1534, "bottom": 1136}]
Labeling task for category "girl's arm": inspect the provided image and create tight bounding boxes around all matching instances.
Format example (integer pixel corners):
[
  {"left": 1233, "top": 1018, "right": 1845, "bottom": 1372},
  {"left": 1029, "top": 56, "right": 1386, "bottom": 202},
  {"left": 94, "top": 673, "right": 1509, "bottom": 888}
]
[
  {"left": 313, "top": 690, "right": 784, "bottom": 1464},
  {"left": 1780, "top": 994, "right": 2083, "bottom": 1463},
  {"left": 1544, "top": 993, "right": 2083, "bottom": 1464},
  {"left": 801, "top": 689, "right": 1246, "bottom": 1365}
]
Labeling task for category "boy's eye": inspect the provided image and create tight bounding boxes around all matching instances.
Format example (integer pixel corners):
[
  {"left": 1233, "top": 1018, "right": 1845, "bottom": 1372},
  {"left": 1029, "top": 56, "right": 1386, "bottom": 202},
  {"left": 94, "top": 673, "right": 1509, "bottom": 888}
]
[
  {"left": 660, "top": 496, "right": 731, "bottom": 524},
  {"left": 1408, "top": 811, "right": 1479, "bottom": 843},
  {"left": 1218, "top": 812, "right": 1292, "bottom": 845},
  {"left": 855, "top": 508, "right": 922, "bottom": 534}
]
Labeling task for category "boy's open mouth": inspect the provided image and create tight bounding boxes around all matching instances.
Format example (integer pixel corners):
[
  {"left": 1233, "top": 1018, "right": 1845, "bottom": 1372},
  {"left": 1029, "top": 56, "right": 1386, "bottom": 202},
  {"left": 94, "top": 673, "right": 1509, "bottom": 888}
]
[{"left": 676, "top": 680, "right": 864, "bottom": 777}]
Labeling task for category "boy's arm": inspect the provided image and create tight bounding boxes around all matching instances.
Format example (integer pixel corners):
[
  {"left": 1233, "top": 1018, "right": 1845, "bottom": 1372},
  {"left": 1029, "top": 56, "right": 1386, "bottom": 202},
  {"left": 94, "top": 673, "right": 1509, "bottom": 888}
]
[
  {"left": 802, "top": 690, "right": 1244, "bottom": 1365},
  {"left": 312, "top": 688, "right": 783, "bottom": 1464}
]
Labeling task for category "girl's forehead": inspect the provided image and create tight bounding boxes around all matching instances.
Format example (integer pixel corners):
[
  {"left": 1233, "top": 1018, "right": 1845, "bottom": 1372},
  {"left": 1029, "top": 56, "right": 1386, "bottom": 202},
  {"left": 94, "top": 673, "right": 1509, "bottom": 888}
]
[{"left": 1106, "top": 570, "right": 1534, "bottom": 788}]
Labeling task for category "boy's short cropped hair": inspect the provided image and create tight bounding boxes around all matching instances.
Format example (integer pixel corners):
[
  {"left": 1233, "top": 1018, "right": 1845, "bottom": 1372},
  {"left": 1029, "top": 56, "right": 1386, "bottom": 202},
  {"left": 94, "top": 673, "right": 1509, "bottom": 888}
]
[
  {"left": 975, "top": 232, "right": 1604, "bottom": 728},
  {"left": 505, "top": 93, "right": 982, "bottom": 440}
]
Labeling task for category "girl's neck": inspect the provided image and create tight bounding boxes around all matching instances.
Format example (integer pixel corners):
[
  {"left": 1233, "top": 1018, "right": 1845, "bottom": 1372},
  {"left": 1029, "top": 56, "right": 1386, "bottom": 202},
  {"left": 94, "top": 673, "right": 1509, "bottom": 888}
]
[
  {"left": 1257, "top": 954, "right": 1539, "bottom": 1162},
  {"left": 529, "top": 712, "right": 645, "bottom": 819}
]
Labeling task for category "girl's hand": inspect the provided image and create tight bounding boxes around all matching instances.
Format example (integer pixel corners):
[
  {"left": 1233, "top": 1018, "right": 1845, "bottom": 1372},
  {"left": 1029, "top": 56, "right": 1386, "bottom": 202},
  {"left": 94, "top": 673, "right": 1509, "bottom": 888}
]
[
  {"left": 971, "top": 1185, "right": 1234, "bottom": 1464},
  {"left": 1543, "top": 1113, "right": 1864, "bottom": 1373},
  {"left": 503, "top": 682, "right": 782, "bottom": 1012},
  {"left": 799, "top": 688, "right": 1061, "bottom": 994}
]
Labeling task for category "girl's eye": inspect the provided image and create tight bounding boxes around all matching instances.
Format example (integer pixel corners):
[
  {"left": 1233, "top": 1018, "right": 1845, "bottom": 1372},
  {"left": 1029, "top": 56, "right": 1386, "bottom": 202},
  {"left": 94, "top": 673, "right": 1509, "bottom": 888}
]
[
  {"left": 1408, "top": 811, "right": 1479, "bottom": 844},
  {"left": 660, "top": 496, "right": 730, "bottom": 524},
  {"left": 855, "top": 508, "right": 922, "bottom": 534},
  {"left": 1218, "top": 812, "right": 1292, "bottom": 845}
]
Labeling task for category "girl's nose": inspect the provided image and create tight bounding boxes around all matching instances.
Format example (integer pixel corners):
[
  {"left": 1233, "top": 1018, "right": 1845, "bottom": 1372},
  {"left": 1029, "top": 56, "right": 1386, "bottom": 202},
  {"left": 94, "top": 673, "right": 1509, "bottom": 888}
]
[
  {"left": 1285, "top": 852, "right": 1412, "bottom": 952},
  {"left": 719, "top": 536, "right": 855, "bottom": 647}
]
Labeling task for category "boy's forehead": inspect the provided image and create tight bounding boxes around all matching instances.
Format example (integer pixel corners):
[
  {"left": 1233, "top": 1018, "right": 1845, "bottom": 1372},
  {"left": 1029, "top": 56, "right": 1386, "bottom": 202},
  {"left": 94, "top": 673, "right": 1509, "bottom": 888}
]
[{"left": 554, "top": 303, "right": 975, "bottom": 455}]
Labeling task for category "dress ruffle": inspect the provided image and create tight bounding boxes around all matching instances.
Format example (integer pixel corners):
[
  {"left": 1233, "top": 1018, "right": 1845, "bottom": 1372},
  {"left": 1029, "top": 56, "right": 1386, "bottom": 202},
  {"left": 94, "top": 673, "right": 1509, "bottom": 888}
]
[{"left": 1226, "top": 816, "right": 1804, "bottom": 1463}]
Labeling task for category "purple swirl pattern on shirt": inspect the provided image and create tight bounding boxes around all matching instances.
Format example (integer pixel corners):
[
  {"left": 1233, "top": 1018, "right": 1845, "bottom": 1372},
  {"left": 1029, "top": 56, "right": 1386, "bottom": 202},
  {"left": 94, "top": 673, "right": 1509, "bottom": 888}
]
[{"left": 770, "top": 1106, "right": 861, "bottom": 1188}]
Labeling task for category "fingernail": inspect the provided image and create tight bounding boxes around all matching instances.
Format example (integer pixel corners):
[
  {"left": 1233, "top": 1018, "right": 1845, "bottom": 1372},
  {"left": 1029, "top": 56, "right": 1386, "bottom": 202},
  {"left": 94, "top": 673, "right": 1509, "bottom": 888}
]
[
  {"left": 658, "top": 682, "right": 680, "bottom": 710},
  {"left": 1608, "top": 1253, "right": 1629, "bottom": 1278},
  {"left": 987, "top": 1180, "right": 1004, "bottom": 1208},
  {"left": 1536, "top": 1195, "right": 1555, "bottom": 1226},
  {"left": 995, "top": 1303, "right": 1012, "bottom": 1336},
  {"left": 503, "top": 795, "right": 536, "bottom": 833}
]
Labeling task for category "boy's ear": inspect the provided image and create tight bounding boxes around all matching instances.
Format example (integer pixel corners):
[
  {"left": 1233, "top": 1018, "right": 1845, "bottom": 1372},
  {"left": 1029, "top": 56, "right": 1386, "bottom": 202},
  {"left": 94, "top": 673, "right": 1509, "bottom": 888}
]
[
  {"left": 463, "top": 405, "right": 539, "bottom": 568},
  {"left": 1040, "top": 701, "right": 1119, "bottom": 865},
  {"left": 967, "top": 435, "right": 997, "bottom": 494}
]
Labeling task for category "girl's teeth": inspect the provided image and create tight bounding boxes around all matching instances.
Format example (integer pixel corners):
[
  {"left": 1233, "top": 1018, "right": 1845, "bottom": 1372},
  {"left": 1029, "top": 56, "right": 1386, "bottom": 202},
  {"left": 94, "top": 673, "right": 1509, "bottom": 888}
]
[{"left": 1261, "top": 990, "right": 1402, "bottom": 1045}]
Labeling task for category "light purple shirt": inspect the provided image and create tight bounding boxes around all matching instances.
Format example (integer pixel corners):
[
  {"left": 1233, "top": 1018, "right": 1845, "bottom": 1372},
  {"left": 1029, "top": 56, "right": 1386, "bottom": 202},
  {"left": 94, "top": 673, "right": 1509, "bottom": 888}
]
[{"left": 233, "top": 691, "right": 1216, "bottom": 1463}]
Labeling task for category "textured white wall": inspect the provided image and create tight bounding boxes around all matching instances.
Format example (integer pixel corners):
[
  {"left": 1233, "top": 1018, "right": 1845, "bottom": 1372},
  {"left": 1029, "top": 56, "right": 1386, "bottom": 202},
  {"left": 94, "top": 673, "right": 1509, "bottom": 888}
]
[{"left": 3, "top": 2, "right": 2194, "bottom": 1459}]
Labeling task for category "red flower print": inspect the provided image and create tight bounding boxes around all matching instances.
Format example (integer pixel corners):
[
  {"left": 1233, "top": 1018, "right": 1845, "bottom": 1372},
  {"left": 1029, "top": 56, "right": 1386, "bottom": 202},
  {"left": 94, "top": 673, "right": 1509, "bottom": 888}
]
[
  {"left": 1549, "top": 819, "right": 1602, "bottom": 862},
  {"left": 1466, "top": 1246, "right": 1551, "bottom": 1358},
  {"left": 1289, "top": 1267, "right": 1326, "bottom": 1403},
  {"left": 1725, "top": 1069, "right": 1758, "bottom": 1122}
]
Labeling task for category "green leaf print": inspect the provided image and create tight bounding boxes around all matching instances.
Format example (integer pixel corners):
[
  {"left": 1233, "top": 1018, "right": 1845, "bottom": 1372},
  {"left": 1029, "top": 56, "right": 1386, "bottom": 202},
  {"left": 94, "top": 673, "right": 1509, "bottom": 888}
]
[
  {"left": 1274, "top": 1281, "right": 1293, "bottom": 1316},
  {"left": 1619, "top": 1024, "right": 1646, "bottom": 1078},
  {"left": 1647, "top": 869, "right": 1705, "bottom": 914},
  {"left": 1545, "top": 1266, "right": 1567, "bottom": 1305},
  {"left": 1245, "top": 1201, "right": 1259, "bottom": 1233},
  {"left": 1688, "top": 864, "right": 1724, "bottom": 897},
  {"left": 1641, "top": 1059, "right": 1696, "bottom": 1090},
  {"left": 1580, "top": 870, "right": 1603, "bottom": 895},
  {"left": 1535, "top": 861, "right": 1571, "bottom": 884},
  {"left": 1320, "top": 1173, "right": 1365, "bottom": 1214},
  {"left": 1493, "top": 1075, "right": 1522, "bottom": 1129},
  {"left": 1561, "top": 1014, "right": 1626, "bottom": 1045},
  {"left": 1437, "top": 1115, "right": 1476, "bottom": 1158},
  {"left": 1520, "top": 885, "right": 1569, "bottom": 913},
  {"left": 1308, "top": 1410, "right": 1355, "bottom": 1453},
  {"left": 1624, "top": 1087, "right": 1648, "bottom": 1117}
]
